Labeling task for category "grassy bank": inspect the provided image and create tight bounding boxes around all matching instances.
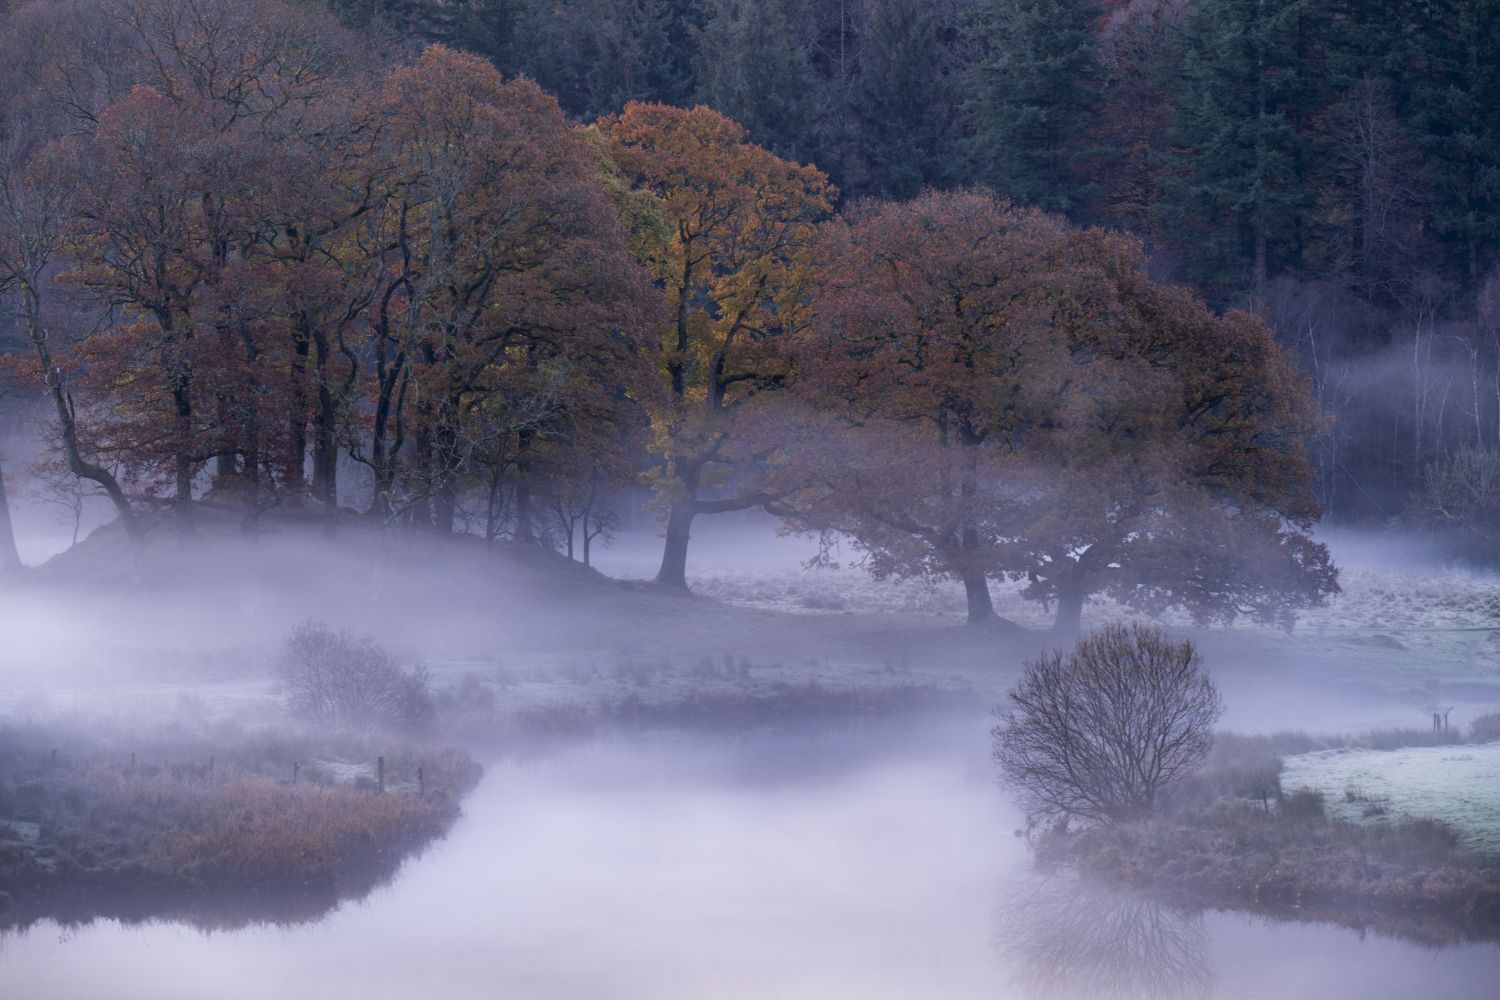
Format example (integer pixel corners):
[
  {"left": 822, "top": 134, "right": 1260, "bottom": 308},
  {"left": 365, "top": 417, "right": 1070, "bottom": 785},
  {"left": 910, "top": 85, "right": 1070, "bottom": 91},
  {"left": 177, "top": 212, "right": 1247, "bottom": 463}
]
[
  {"left": 0, "top": 721, "right": 480, "bottom": 930},
  {"left": 434, "top": 670, "right": 983, "bottom": 750},
  {"left": 1042, "top": 729, "right": 1500, "bottom": 945}
]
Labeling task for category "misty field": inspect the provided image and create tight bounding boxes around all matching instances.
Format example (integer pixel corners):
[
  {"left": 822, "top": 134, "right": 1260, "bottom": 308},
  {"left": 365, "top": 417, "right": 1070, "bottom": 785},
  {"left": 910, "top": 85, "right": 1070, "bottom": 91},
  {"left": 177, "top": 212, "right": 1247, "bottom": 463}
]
[{"left": 1283, "top": 743, "right": 1500, "bottom": 854}]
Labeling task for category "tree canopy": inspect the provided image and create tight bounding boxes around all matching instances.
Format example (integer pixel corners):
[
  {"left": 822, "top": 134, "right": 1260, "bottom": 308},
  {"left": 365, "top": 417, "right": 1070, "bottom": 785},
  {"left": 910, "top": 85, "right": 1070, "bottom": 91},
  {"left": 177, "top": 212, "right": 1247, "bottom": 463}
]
[
  {"left": 594, "top": 102, "right": 834, "bottom": 587},
  {"left": 0, "top": 0, "right": 1351, "bottom": 628},
  {"left": 782, "top": 189, "right": 1336, "bottom": 632}
]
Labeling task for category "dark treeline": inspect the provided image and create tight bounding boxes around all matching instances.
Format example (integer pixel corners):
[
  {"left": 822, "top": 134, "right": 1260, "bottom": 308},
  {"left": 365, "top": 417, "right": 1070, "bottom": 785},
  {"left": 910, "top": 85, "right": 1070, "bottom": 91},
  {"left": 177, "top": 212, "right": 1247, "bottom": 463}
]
[
  {"left": 349, "top": 0, "right": 1500, "bottom": 530},
  {"left": 0, "top": 0, "right": 1482, "bottom": 634}
]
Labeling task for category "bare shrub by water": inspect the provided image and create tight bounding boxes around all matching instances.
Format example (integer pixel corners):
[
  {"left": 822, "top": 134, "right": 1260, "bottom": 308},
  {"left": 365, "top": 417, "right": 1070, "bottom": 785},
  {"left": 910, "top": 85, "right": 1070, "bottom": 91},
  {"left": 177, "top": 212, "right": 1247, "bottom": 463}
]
[{"left": 993, "top": 623, "right": 1223, "bottom": 823}]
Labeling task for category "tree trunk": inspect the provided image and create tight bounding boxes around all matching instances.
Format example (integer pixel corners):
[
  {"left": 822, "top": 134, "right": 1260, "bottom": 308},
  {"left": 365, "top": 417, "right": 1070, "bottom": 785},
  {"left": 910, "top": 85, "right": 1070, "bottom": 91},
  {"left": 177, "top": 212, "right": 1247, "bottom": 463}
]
[
  {"left": 514, "top": 479, "right": 533, "bottom": 542},
  {"left": 655, "top": 502, "right": 696, "bottom": 588},
  {"left": 312, "top": 331, "right": 339, "bottom": 536},
  {"left": 20, "top": 271, "right": 139, "bottom": 544},
  {"left": 1052, "top": 585, "right": 1085, "bottom": 640},
  {"left": 286, "top": 330, "right": 310, "bottom": 503},
  {"left": 433, "top": 484, "right": 456, "bottom": 535},
  {"left": 0, "top": 458, "right": 22, "bottom": 572},
  {"left": 173, "top": 374, "right": 195, "bottom": 533},
  {"left": 513, "top": 430, "right": 535, "bottom": 542},
  {"left": 962, "top": 568, "right": 996, "bottom": 625}
]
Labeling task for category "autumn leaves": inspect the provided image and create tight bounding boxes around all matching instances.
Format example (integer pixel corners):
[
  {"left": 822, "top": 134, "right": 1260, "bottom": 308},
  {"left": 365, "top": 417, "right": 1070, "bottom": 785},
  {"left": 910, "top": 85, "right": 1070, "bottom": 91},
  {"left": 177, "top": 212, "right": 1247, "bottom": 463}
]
[
  {"left": 0, "top": 0, "right": 1334, "bottom": 630},
  {"left": 775, "top": 194, "right": 1337, "bottom": 632}
]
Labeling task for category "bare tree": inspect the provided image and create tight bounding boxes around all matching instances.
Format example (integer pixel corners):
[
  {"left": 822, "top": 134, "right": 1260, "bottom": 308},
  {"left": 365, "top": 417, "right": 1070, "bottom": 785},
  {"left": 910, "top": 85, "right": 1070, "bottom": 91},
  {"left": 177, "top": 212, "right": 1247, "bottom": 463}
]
[
  {"left": 277, "top": 621, "right": 434, "bottom": 733},
  {"left": 992, "top": 624, "right": 1223, "bottom": 824},
  {"left": 1411, "top": 445, "right": 1500, "bottom": 563},
  {"left": 998, "top": 875, "right": 1213, "bottom": 1000}
]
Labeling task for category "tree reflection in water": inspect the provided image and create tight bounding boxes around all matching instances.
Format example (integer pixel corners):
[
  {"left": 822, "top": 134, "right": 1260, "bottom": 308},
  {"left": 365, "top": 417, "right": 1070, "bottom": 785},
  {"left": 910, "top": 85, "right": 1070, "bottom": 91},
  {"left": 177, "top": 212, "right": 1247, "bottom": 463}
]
[{"left": 997, "top": 875, "right": 1214, "bottom": 1000}]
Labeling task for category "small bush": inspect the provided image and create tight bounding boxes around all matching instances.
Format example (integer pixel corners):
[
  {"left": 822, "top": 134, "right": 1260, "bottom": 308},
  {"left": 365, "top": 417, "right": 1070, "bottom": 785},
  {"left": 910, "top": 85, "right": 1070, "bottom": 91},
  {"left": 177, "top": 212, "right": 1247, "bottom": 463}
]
[
  {"left": 1471, "top": 712, "right": 1500, "bottom": 743},
  {"left": 993, "top": 624, "right": 1223, "bottom": 823},
  {"left": 1362, "top": 727, "right": 1464, "bottom": 751},
  {"left": 1371, "top": 817, "right": 1462, "bottom": 863},
  {"left": 1279, "top": 787, "right": 1326, "bottom": 822},
  {"left": 277, "top": 622, "right": 434, "bottom": 733}
]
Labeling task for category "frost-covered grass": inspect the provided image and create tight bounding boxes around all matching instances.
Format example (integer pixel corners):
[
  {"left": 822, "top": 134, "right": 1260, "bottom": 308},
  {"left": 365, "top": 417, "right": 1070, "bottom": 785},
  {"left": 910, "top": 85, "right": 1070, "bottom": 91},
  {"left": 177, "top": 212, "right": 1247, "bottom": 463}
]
[
  {"left": 689, "top": 566, "right": 1056, "bottom": 624},
  {"left": 692, "top": 564, "right": 1500, "bottom": 653},
  {"left": 1282, "top": 742, "right": 1500, "bottom": 854}
]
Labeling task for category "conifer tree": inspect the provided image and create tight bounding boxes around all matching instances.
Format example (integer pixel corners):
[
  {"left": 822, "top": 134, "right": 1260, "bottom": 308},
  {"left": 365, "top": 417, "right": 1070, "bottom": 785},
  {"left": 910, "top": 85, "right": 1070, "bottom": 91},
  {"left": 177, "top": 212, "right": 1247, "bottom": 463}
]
[
  {"left": 1159, "top": 0, "right": 1333, "bottom": 294},
  {"left": 964, "top": 0, "right": 1102, "bottom": 217},
  {"left": 1398, "top": 0, "right": 1500, "bottom": 285},
  {"left": 695, "top": 0, "right": 823, "bottom": 164},
  {"left": 852, "top": 0, "right": 961, "bottom": 200}
]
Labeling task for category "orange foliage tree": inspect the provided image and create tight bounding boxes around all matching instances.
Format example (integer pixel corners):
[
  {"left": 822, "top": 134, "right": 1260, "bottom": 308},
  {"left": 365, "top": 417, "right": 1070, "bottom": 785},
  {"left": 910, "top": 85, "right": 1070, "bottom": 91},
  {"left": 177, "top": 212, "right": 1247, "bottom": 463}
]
[
  {"left": 357, "top": 46, "right": 658, "bottom": 533},
  {"left": 31, "top": 0, "right": 368, "bottom": 529},
  {"left": 595, "top": 103, "right": 834, "bottom": 587},
  {"left": 784, "top": 189, "right": 1337, "bottom": 633}
]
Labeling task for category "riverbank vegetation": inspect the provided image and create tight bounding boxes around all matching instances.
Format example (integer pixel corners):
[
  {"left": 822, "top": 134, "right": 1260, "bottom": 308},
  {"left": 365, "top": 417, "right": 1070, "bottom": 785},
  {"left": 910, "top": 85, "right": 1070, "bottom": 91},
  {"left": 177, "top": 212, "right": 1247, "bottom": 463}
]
[
  {"left": 1037, "top": 727, "right": 1500, "bottom": 943},
  {"left": 0, "top": 715, "right": 480, "bottom": 931},
  {"left": 992, "top": 628, "right": 1500, "bottom": 943}
]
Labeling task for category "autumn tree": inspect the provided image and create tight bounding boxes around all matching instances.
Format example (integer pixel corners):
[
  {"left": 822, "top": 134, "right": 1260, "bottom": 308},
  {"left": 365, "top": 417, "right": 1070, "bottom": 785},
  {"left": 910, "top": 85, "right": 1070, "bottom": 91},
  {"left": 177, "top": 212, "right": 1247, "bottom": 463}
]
[
  {"left": 61, "top": 86, "right": 256, "bottom": 524},
  {"left": 780, "top": 193, "right": 1083, "bottom": 625},
  {"left": 0, "top": 135, "right": 142, "bottom": 542},
  {"left": 353, "top": 46, "right": 657, "bottom": 532},
  {"left": 784, "top": 189, "right": 1337, "bottom": 633},
  {"left": 595, "top": 103, "right": 835, "bottom": 587},
  {"left": 242, "top": 81, "right": 387, "bottom": 520},
  {"left": 1091, "top": 0, "right": 1186, "bottom": 237},
  {"left": 20, "top": 0, "right": 370, "bottom": 530}
]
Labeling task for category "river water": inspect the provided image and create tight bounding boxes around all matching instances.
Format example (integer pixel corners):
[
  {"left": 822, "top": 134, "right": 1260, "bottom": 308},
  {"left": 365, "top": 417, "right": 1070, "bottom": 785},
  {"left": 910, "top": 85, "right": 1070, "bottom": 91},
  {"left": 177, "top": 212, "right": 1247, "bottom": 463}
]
[{"left": 2, "top": 723, "right": 1498, "bottom": 999}]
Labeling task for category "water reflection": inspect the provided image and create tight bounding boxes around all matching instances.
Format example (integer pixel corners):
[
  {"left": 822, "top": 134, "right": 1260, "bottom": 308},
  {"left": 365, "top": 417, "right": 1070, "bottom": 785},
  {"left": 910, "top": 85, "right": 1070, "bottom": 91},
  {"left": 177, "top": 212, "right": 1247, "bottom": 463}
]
[
  {"left": 998, "top": 875, "right": 1213, "bottom": 1000},
  {"left": 0, "top": 849, "right": 415, "bottom": 936}
]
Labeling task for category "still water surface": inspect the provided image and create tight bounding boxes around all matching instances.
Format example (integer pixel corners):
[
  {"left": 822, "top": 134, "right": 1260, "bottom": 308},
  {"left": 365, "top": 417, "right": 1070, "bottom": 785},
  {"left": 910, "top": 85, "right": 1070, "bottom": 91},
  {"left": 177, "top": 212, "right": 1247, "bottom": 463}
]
[{"left": 3, "top": 725, "right": 1498, "bottom": 999}]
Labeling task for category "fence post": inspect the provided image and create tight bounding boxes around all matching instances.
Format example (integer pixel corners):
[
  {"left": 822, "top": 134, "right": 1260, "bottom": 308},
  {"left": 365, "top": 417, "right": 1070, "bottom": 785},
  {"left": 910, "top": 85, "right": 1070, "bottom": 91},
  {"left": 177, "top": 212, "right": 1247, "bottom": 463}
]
[
  {"left": 418, "top": 766, "right": 424, "bottom": 798},
  {"left": 377, "top": 755, "right": 385, "bottom": 795},
  {"left": 293, "top": 761, "right": 300, "bottom": 785}
]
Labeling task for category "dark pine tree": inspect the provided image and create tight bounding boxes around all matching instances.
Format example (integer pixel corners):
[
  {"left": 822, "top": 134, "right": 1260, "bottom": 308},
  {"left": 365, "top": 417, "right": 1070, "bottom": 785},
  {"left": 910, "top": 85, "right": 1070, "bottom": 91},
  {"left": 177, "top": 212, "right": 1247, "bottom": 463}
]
[
  {"left": 1397, "top": 0, "right": 1500, "bottom": 286},
  {"left": 1158, "top": 0, "right": 1334, "bottom": 296},
  {"left": 963, "top": 0, "right": 1102, "bottom": 217},
  {"left": 695, "top": 0, "right": 824, "bottom": 164},
  {"left": 850, "top": 0, "right": 962, "bottom": 200}
]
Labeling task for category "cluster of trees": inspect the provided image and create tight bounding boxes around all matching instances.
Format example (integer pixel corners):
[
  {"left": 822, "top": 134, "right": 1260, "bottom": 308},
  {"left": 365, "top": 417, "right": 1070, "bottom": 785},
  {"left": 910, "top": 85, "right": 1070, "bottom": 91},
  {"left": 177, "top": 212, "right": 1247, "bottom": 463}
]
[
  {"left": 0, "top": 5, "right": 655, "bottom": 555},
  {"left": 348, "top": 0, "right": 1500, "bottom": 535},
  {"left": 0, "top": 0, "right": 1338, "bottom": 634}
]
